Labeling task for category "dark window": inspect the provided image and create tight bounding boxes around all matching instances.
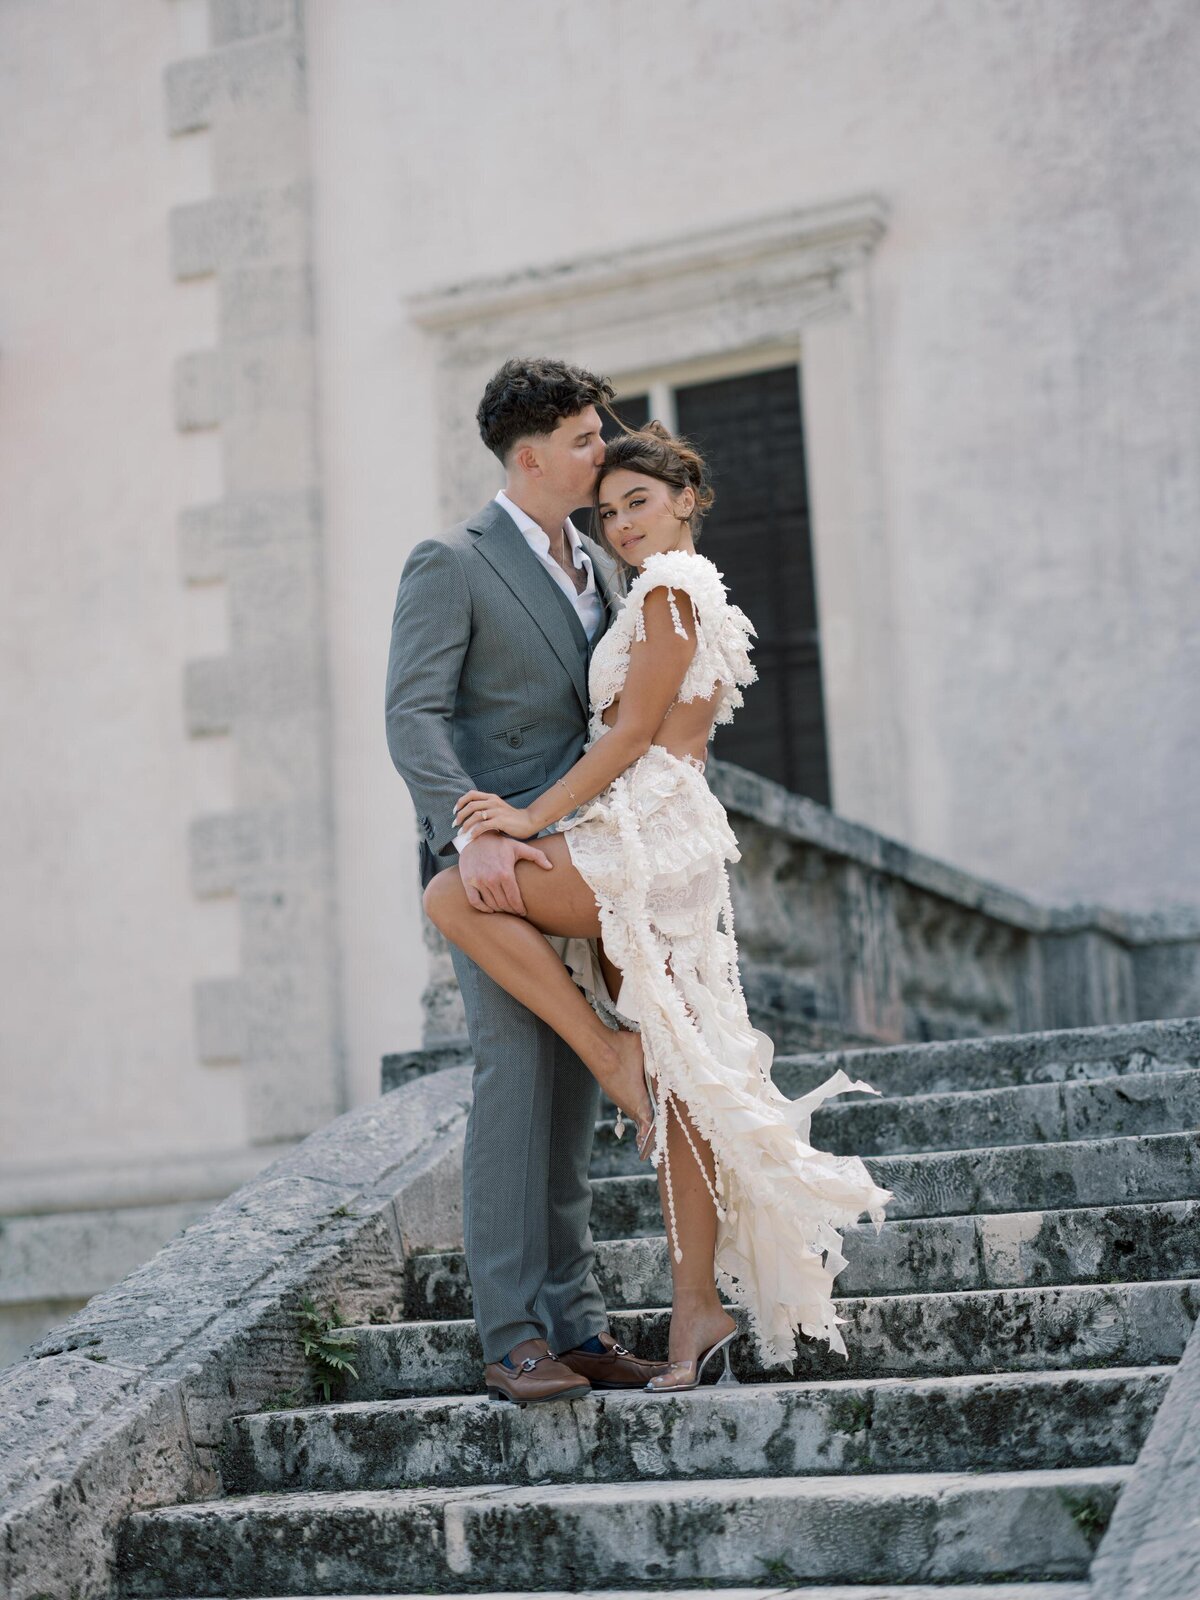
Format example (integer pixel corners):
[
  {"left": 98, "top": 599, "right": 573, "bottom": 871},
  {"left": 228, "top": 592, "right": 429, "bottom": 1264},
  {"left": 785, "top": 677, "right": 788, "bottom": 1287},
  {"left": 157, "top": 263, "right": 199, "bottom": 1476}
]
[
  {"left": 604, "top": 393, "right": 651, "bottom": 436},
  {"left": 574, "top": 368, "right": 828, "bottom": 802},
  {"left": 674, "top": 366, "right": 830, "bottom": 803}
]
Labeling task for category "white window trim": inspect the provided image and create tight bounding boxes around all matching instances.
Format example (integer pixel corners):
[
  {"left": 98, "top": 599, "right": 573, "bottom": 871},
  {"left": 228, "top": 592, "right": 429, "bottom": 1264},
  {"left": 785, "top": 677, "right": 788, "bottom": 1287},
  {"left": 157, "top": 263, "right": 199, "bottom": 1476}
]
[
  {"left": 406, "top": 196, "right": 909, "bottom": 841},
  {"left": 614, "top": 339, "right": 805, "bottom": 412}
]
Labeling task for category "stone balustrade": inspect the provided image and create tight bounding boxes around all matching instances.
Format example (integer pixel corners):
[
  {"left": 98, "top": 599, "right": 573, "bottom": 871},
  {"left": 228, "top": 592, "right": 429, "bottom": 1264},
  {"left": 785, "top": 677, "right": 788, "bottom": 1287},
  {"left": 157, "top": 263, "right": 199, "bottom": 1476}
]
[{"left": 415, "top": 759, "right": 1200, "bottom": 1057}]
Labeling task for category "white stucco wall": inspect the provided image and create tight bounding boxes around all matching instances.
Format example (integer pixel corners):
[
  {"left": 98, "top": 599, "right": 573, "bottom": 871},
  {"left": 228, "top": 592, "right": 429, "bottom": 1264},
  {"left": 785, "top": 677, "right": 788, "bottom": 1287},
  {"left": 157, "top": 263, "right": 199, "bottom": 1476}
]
[
  {"left": 2, "top": 0, "right": 1197, "bottom": 1163},
  {"left": 307, "top": 0, "right": 1200, "bottom": 1103},
  {"left": 0, "top": 0, "right": 249, "bottom": 1167}
]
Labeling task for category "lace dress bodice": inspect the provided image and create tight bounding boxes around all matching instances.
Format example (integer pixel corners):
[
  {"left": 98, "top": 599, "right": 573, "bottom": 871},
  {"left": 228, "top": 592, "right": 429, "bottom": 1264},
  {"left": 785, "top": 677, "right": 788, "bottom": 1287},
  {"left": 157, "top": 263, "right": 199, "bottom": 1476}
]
[{"left": 584, "top": 549, "right": 758, "bottom": 752}]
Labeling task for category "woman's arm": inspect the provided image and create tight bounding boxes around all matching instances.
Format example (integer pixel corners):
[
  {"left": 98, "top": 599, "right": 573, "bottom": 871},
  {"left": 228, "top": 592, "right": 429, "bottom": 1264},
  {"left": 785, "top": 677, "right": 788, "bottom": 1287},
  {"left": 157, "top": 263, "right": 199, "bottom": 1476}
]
[{"left": 454, "top": 584, "right": 698, "bottom": 840}]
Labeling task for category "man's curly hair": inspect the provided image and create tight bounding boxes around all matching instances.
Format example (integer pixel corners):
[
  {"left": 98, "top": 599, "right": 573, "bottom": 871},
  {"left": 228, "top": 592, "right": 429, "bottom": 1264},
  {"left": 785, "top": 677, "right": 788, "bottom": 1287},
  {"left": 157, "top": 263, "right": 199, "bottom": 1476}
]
[{"left": 476, "top": 356, "right": 615, "bottom": 464}]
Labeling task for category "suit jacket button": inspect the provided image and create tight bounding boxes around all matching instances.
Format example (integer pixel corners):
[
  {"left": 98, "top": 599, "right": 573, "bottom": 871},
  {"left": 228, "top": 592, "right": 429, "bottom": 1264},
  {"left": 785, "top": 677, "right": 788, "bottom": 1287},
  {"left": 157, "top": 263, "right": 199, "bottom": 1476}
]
[{"left": 507, "top": 731, "right": 522, "bottom": 747}]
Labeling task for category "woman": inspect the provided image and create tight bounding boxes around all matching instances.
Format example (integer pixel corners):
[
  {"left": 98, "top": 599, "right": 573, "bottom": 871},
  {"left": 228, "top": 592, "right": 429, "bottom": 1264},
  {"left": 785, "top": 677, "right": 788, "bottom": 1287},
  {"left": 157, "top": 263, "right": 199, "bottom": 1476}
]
[{"left": 424, "top": 422, "right": 892, "bottom": 1390}]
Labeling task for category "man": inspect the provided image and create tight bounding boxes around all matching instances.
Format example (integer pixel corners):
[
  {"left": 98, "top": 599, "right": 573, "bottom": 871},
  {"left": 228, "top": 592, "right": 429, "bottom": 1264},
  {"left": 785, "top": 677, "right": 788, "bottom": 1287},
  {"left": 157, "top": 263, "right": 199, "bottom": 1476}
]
[{"left": 385, "top": 356, "right": 668, "bottom": 1404}]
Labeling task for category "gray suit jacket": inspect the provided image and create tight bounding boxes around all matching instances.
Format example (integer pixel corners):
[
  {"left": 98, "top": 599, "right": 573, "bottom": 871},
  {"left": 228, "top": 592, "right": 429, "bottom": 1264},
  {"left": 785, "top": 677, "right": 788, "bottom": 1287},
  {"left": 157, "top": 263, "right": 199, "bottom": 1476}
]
[{"left": 385, "top": 498, "right": 621, "bottom": 887}]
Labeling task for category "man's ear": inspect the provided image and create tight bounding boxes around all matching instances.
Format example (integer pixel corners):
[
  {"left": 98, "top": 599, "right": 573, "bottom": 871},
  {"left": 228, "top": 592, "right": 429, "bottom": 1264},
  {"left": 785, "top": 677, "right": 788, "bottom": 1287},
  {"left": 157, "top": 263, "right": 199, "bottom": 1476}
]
[{"left": 513, "top": 441, "right": 541, "bottom": 478}]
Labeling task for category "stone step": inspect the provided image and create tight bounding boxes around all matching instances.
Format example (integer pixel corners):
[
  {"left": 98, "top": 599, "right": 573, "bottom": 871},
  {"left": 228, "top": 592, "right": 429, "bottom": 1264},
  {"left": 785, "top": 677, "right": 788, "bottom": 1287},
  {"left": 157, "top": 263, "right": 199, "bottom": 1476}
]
[
  {"left": 223, "top": 1365, "right": 1168, "bottom": 1494},
  {"left": 591, "top": 1066, "right": 1200, "bottom": 1173},
  {"left": 405, "top": 1197, "right": 1200, "bottom": 1318},
  {"left": 766, "top": 1017, "right": 1200, "bottom": 1100},
  {"left": 115, "top": 1466, "right": 1129, "bottom": 1595},
  {"left": 173, "top": 1589, "right": 1094, "bottom": 1600},
  {"left": 589, "top": 1130, "right": 1200, "bottom": 1238},
  {"left": 547, "top": 1018, "right": 1200, "bottom": 1132},
  {"left": 171, "top": 1589, "right": 1095, "bottom": 1600},
  {"left": 340, "top": 1279, "right": 1199, "bottom": 1400}
]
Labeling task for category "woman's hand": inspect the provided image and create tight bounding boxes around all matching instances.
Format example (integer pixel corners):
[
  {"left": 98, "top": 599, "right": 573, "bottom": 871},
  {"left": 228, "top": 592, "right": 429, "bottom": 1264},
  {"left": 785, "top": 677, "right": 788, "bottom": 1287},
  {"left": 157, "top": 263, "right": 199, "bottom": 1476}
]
[{"left": 453, "top": 789, "right": 538, "bottom": 841}]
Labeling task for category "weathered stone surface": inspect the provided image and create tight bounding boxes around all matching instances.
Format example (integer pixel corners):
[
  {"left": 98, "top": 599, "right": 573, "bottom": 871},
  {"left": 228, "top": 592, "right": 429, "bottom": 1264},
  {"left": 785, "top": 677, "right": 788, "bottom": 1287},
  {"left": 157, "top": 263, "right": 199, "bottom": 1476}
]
[
  {"left": 223, "top": 1367, "right": 1167, "bottom": 1494},
  {"left": 171, "top": 1587, "right": 1093, "bottom": 1600},
  {"left": 164, "top": 33, "right": 306, "bottom": 136},
  {"left": 417, "top": 753, "right": 1200, "bottom": 1052},
  {"left": 178, "top": 489, "right": 321, "bottom": 585},
  {"left": 0, "top": 1069, "right": 471, "bottom": 1600},
  {"left": 1134, "top": 936, "right": 1200, "bottom": 1028},
  {"left": 453, "top": 1468, "right": 1126, "bottom": 1589},
  {"left": 819, "top": 1068, "right": 1200, "bottom": 1155},
  {"left": 192, "top": 973, "right": 248, "bottom": 1064},
  {"left": 380, "top": 1038, "right": 473, "bottom": 1094},
  {"left": 0, "top": 1354, "right": 196, "bottom": 1600},
  {"left": 589, "top": 1131, "right": 1200, "bottom": 1239},
  {"left": 173, "top": 348, "right": 228, "bottom": 430},
  {"left": 591, "top": 1068, "right": 1200, "bottom": 1168},
  {"left": 210, "top": 0, "right": 303, "bottom": 47},
  {"left": 713, "top": 760, "right": 1200, "bottom": 1045},
  {"left": 1090, "top": 1251, "right": 1200, "bottom": 1599},
  {"left": 182, "top": 652, "right": 236, "bottom": 736},
  {"left": 219, "top": 261, "right": 314, "bottom": 342},
  {"left": 339, "top": 1281, "right": 1199, "bottom": 1402},
  {"left": 116, "top": 1467, "right": 1127, "bottom": 1594},
  {"left": 771, "top": 1016, "right": 1200, "bottom": 1100},
  {"left": 168, "top": 10, "right": 372, "bottom": 1149},
  {"left": 407, "top": 1199, "right": 1200, "bottom": 1318},
  {"left": 0, "top": 1199, "right": 216, "bottom": 1310},
  {"left": 170, "top": 185, "right": 312, "bottom": 282},
  {"left": 582, "top": 1011, "right": 1200, "bottom": 1126},
  {"left": 12, "top": 946, "right": 1199, "bottom": 1597}
]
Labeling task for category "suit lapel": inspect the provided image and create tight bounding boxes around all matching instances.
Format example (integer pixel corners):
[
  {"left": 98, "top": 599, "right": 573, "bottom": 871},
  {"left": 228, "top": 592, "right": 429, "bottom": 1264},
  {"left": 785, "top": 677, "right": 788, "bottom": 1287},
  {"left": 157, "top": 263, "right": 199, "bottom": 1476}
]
[
  {"left": 469, "top": 501, "right": 590, "bottom": 716},
  {"left": 579, "top": 529, "right": 622, "bottom": 642}
]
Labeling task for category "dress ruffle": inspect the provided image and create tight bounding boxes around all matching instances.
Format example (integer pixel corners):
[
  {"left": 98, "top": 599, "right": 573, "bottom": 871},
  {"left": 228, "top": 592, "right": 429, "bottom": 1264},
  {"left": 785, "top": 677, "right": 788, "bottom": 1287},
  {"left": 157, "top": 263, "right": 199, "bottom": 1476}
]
[
  {"left": 557, "top": 744, "right": 893, "bottom": 1370},
  {"left": 586, "top": 550, "right": 759, "bottom": 746}
]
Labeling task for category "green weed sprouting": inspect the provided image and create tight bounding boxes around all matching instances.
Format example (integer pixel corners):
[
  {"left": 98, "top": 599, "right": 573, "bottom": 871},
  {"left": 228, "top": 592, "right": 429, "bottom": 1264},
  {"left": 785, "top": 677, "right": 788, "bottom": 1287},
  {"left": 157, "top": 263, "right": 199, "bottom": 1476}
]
[{"left": 298, "top": 1293, "right": 360, "bottom": 1401}]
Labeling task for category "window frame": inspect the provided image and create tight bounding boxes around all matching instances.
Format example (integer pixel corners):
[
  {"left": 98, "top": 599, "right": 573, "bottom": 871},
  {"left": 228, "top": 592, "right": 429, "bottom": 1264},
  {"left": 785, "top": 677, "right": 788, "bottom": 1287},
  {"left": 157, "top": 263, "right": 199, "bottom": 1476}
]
[{"left": 408, "top": 198, "right": 907, "bottom": 836}]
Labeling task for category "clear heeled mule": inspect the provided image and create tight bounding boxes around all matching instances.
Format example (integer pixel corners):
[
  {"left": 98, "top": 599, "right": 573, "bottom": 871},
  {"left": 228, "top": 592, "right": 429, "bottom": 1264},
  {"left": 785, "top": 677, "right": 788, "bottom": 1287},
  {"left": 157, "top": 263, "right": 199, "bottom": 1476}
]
[{"left": 645, "top": 1326, "right": 742, "bottom": 1392}]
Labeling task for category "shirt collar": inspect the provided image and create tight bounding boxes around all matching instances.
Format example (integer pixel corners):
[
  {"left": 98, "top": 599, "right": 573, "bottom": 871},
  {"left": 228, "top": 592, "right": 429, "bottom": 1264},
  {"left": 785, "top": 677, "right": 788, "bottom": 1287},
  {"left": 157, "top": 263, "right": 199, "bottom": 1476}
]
[{"left": 494, "top": 489, "right": 590, "bottom": 571}]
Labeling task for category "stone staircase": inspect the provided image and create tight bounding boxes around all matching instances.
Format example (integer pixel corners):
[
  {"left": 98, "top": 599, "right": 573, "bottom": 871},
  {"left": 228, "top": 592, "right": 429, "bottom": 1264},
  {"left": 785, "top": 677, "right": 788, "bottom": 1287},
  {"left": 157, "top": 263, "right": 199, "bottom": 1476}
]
[{"left": 112, "top": 1018, "right": 1200, "bottom": 1597}]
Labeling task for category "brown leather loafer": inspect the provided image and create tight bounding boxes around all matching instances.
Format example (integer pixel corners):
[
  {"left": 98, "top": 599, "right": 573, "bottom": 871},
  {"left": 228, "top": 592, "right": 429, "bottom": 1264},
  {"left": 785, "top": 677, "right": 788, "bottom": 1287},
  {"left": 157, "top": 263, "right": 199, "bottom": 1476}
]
[
  {"left": 483, "top": 1337, "right": 592, "bottom": 1406},
  {"left": 557, "top": 1329, "right": 672, "bottom": 1389}
]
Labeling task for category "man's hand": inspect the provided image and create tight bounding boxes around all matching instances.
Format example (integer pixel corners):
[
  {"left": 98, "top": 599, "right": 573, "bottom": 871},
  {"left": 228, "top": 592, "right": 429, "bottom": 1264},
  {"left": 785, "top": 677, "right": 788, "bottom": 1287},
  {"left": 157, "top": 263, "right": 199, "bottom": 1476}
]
[{"left": 457, "top": 831, "right": 553, "bottom": 915}]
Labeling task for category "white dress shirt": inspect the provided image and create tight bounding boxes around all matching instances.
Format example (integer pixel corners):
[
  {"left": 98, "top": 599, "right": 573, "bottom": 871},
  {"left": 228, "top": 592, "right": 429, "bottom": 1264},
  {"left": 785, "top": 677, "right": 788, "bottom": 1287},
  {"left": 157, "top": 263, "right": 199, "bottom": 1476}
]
[
  {"left": 453, "top": 491, "right": 604, "bottom": 851},
  {"left": 492, "top": 489, "right": 605, "bottom": 640}
]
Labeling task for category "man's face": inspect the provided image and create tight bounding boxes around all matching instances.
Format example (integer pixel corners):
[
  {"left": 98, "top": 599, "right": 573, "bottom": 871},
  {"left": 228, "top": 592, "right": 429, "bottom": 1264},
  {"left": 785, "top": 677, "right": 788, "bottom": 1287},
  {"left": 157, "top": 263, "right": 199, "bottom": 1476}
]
[{"left": 527, "top": 406, "right": 606, "bottom": 503}]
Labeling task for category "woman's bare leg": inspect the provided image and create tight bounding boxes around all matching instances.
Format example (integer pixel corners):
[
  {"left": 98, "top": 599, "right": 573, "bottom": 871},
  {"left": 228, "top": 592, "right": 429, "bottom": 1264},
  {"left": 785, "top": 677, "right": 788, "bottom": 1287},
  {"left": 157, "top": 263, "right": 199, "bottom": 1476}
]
[
  {"left": 596, "top": 938, "right": 624, "bottom": 1015},
  {"left": 652, "top": 1091, "right": 737, "bottom": 1371},
  {"left": 429, "top": 841, "right": 733, "bottom": 1362},
  {"left": 423, "top": 837, "right": 654, "bottom": 1145}
]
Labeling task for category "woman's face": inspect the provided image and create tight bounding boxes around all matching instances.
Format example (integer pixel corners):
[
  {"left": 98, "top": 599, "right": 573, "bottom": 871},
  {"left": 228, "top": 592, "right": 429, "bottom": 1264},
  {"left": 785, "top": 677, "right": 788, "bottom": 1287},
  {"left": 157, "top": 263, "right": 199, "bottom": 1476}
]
[{"left": 597, "top": 468, "right": 695, "bottom": 568}]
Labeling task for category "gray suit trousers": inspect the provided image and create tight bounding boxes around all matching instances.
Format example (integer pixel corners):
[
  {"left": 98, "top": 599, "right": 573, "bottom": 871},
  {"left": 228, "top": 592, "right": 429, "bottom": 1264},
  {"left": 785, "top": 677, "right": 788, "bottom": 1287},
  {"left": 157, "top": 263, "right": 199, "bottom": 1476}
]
[
  {"left": 447, "top": 933, "right": 609, "bottom": 1361},
  {"left": 386, "top": 499, "right": 623, "bottom": 1364}
]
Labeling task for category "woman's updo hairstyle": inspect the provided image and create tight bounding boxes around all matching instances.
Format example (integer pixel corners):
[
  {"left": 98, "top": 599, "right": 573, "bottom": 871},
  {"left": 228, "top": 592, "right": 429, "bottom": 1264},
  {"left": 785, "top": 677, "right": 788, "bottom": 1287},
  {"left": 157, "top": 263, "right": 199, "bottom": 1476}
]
[{"left": 592, "top": 418, "right": 715, "bottom": 575}]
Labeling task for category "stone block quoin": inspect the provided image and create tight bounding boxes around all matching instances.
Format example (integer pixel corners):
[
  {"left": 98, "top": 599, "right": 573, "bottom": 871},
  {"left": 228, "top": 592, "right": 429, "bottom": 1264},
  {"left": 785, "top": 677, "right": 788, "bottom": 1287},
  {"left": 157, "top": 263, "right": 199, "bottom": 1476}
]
[{"left": 165, "top": 0, "right": 343, "bottom": 1142}]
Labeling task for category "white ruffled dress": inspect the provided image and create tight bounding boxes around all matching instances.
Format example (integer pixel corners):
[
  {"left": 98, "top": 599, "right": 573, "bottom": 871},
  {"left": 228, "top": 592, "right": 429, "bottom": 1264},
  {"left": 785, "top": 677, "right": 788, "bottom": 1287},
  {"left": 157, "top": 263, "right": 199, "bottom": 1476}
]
[{"left": 553, "top": 549, "right": 893, "bottom": 1369}]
